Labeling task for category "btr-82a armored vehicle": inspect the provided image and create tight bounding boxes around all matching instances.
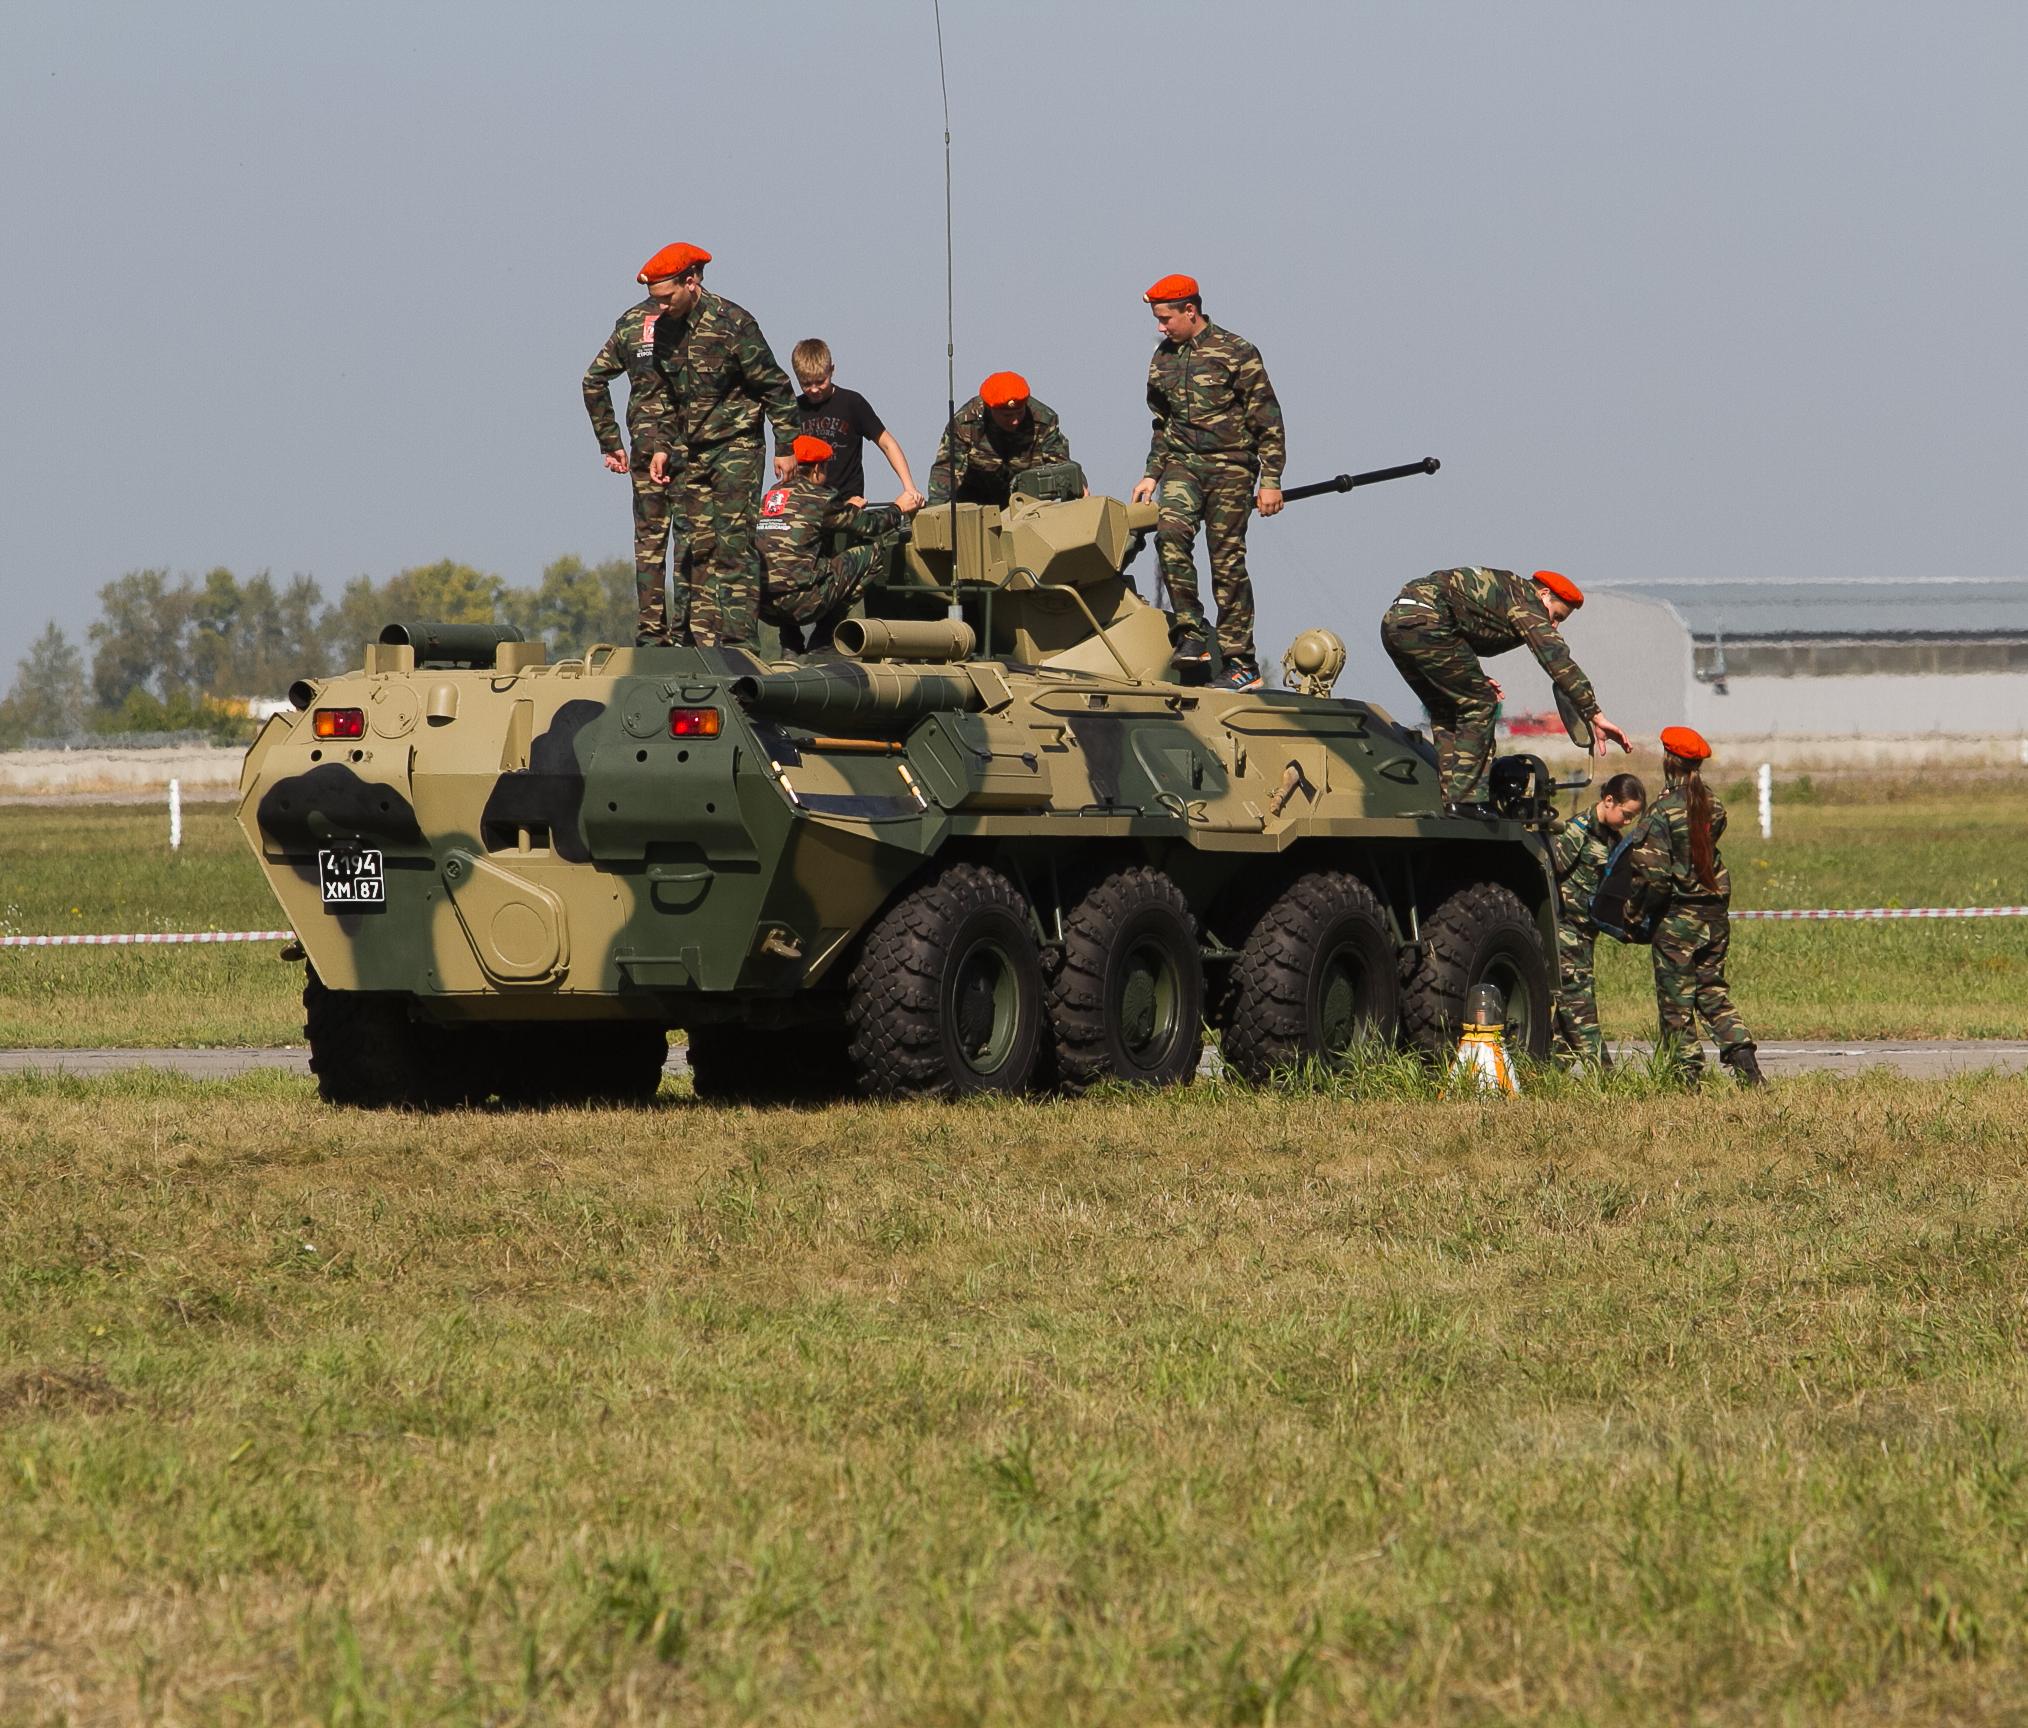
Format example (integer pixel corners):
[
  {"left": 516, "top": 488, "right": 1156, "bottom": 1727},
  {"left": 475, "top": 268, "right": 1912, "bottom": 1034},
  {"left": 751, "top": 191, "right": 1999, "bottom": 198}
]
[{"left": 238, "top": 466, "right": 1564, "bottom": 1106}]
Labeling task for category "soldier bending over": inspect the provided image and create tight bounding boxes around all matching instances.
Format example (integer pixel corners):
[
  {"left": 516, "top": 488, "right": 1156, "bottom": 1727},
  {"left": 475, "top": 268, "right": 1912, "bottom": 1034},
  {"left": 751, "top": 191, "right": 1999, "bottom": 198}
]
[
  {"left": 758, "top": 435, "right": 917, "bottom": 651},
  {"left": 927, "top": 373, "right": 1073, "bottom": 507}
]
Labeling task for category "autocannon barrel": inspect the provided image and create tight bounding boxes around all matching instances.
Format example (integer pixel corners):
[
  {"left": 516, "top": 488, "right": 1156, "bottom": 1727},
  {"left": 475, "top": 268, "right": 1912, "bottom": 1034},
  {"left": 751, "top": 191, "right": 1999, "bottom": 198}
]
[
  {"left": 378, "top": 621, "right": 526, "bottom": 667},
  {"left": 1280, "top": 457, "right": 1440, "bottom": 505},
  {"left": 729, "top": 664, "right": 987, "bottom": 725}
]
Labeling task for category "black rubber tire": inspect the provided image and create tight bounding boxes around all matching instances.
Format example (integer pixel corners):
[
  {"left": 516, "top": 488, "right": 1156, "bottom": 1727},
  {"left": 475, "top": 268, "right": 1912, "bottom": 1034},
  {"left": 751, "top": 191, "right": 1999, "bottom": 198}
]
[
  {"left": 304, "top": 965, "right": 478, "bottom": 1109},
  {"left": 1222, "top": 871, "right": 1400, "bottom": 1083},
  {"left": 492, "top": 1021, "right": 669, "bottom": 1108},
  {"left": 1046, "top": 866, "right": 1204, "bottom": 1092},
  {"left": 686, "top": 1017, "right": 854, "bottom": 1105},
  {"left": 844, "top": 863, "right": 1043, "bottom": 1097},
  {"left": 1400, "top": 881, "right": 1553, "bottom": 1062}
]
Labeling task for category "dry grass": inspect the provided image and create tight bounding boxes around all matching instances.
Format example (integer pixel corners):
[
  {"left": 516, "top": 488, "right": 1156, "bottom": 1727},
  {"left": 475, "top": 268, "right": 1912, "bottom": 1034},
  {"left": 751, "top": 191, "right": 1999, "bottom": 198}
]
[{"left": 5, "top": 1070, "right": 2028, "bottom": 1722}]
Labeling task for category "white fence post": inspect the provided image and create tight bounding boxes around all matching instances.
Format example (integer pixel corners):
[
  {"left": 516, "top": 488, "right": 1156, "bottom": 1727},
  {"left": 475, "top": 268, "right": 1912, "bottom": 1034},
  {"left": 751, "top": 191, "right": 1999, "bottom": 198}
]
[
  {"left": 169, "top": 778, "right": 182, "bottom": 851},
  {"left": 1757, "top": 762, "right": 1772, "bottom": 840}
]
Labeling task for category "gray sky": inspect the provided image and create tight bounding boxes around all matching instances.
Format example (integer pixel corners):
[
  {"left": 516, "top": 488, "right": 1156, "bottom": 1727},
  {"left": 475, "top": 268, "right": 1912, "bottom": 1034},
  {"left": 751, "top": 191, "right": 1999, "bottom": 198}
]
[{"left": 2, "top": 0, "right": 2022, "bottom": 706}]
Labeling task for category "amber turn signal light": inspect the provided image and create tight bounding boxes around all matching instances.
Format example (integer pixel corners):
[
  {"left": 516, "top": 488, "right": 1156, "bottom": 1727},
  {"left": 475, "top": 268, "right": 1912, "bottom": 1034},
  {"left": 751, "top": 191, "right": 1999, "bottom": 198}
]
[
  {"left": 313, "top": 708, "right": 366, "bottom": 739},
  {"left": 669, "top": 708, "right": 721, "bottom": 738}
]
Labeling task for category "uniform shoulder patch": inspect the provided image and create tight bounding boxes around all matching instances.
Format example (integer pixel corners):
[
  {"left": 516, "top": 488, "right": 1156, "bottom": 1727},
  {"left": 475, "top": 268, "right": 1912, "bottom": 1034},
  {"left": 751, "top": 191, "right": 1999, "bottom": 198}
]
[{"left": 760, "top": 486, "right": 792, "bottom": 519}]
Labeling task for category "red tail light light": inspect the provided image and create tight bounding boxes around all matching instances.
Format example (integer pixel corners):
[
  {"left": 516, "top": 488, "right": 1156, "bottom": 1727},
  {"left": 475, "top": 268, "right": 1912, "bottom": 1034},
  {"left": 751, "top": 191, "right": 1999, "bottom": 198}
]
[
  {"left": 313, "top": 708, "right": 366, "bottom": 739},
  {"left": 669, "top": 707, "right": 722, "bottom": 738}
]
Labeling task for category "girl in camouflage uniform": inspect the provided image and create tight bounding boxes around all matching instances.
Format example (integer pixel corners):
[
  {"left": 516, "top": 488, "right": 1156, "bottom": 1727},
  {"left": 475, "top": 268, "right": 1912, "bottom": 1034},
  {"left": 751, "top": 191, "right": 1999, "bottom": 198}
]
[
  {"left": 1629, "top": 727, "right": 1763, "bottom": 1087},
  {"left": 1551, "top": 771, "right": 1647, "bottom": 1067}
]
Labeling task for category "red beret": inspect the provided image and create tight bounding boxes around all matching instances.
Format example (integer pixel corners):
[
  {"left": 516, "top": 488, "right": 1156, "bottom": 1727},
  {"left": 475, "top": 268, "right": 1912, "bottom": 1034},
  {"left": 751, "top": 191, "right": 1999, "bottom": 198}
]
[
  {"left": 791, "top": 434, "right": 834, "bottom": 465},
  {"left": 638, "top": 242, "right": 712, "bottom": 283},
  {"left": 1531, "top": 570, "right": 1584, "bottom": 608},
  {"left": 1661, "top": 726, "right": 1711, "bottom": 762},
  {"left": 979, "top": 371, "right": 1030, "bottom": 407},
  {"left": 1143, "top": 273, "right": 1200, "bottom": 304}
]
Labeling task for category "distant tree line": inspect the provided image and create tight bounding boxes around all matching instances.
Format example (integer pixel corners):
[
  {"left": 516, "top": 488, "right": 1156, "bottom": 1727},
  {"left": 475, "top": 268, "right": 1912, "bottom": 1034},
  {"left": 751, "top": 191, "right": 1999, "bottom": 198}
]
[{"left": 0, "top": 556, "right": 635, "bottom": 748}]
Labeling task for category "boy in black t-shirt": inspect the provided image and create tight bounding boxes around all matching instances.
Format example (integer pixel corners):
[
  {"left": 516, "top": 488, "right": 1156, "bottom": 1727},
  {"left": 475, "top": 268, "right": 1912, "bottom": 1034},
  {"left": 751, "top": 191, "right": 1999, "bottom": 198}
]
[{"left": 790, "top": 339, "right": 926, "bottom": 509}]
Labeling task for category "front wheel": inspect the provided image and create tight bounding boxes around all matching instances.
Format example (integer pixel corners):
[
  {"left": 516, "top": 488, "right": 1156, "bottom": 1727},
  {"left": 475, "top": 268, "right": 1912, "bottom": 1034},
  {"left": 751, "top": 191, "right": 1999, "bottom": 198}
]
[
  {"left": 1400, "top": 881, "right": 1552, "bottom": 1062},
  {"left": 845, "top": 864, "right": 1044, "bottom": 1097}
]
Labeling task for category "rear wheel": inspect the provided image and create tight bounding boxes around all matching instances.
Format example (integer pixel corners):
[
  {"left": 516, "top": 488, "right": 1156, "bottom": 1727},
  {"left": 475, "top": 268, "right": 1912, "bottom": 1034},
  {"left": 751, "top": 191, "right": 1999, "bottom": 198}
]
[
  {"left": 1400, "top": 881, "right": 1552, "bottom": 1062},
  {"left": 845, "top": 863, "right": 1043, "bottom": 1097},
  {"left": 1047, "top": 866, "right": 1203, "bottom": 1092},
  {"left": 1222, "top": 871, "right": 1399, "bottom": 1083},
  {"left": 304, "top": 966, "right": 484, "bottom": 1109}
]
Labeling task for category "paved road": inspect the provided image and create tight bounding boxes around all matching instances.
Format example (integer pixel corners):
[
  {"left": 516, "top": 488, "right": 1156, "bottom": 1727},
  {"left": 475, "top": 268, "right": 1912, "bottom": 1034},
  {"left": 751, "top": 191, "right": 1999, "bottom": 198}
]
[{"left": 2, "top": 1043, "right": 2024, "bottom": 1082}]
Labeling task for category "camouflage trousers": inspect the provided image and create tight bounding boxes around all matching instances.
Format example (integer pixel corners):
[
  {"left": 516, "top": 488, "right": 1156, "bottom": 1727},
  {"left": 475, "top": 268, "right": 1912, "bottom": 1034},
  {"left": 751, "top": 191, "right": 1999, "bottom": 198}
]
[
  {"left": 1155, "top": 457, "right": 1256, "bottom": 668},
  {"left": 1553, "top": 920, "right": 1605, "bottom": 1065},
  {"left": 760, "top": 530, "right": 902, "bottom": 646},
  {"left": 1651, "top": 900, "right": 1753, "bottom": 1079},
  {"left": 669, "top": 439, "right": 764, "bottom": 648},
  {"left": 630, "top": 460, "right": 681, "bottom": 642},
  {"left": 1380, "top": 605, "right": 1499, "bottom": 802}
]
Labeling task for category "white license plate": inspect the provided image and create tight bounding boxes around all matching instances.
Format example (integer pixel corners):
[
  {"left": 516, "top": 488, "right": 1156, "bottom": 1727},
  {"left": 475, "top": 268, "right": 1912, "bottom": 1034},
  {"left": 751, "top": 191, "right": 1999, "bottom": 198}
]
[{"left": 318, "top": 848, "right": 385, "bottom": 908}]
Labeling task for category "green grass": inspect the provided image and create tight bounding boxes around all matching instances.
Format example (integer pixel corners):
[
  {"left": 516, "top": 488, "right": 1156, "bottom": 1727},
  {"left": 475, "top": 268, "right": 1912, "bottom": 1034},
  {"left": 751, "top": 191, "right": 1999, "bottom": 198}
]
[
  {"left": 2, "top": 778, "right": 2024, "bottom": 1046},
  {"left": 6, "top": 1072, "right": 2028, "bottom": 1722}
]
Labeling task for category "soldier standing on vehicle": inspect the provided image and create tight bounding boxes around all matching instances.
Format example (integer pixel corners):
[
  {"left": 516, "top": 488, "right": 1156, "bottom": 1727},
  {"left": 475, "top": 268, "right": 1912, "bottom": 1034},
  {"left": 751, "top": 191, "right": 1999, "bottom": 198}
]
[
  {"left": 632, "top": 244, "right": 801, "bottom": 648},
  {"left": 1381, "top": 567, "right": 1633, "bottom": 812},
  {"left": 1549, "top": 772, "right": 1647, "bottom": 1068},
  {"left": 1129, "top": 273, "right": 1284, "bottom": 692},
  {"left": 926, "top": 373, "right": 1073, "bottom": 507},
  {"left": 583, "top": 248, "right": 693, "bottom": 643},
  {"left": 757, "top": 435, "right": 917, "bottom": 651},
  {"left": 1628, "top": 727, "right": 1763, "bottom": 1087}
]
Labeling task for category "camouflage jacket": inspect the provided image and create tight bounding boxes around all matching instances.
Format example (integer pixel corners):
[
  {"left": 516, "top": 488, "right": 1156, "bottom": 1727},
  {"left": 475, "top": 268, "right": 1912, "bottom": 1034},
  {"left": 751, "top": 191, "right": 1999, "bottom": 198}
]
[
  {"left": 582, "top": 299, "right": 682, "bottom": 456},
  {"left": 1629, "top": 788, "right": 1732, "bottom": 902},
  {"left": 595, "top": 289, "right": 798, "bottom": 460},
  {"left": 755, "top": 475, "right": 900, "bottom": 584},
  {"left": 1395, "top": 567, "right": 1599, "bottom": 718},
  {"left": 1550, "top": 807, "right": 1618, "bottom": 933},
  {"left": 1144, "top": 320, "right": 1286, "bottom": 484},
  {"left": 926, "top": 396, "right": 1072, "bottom": 506}
]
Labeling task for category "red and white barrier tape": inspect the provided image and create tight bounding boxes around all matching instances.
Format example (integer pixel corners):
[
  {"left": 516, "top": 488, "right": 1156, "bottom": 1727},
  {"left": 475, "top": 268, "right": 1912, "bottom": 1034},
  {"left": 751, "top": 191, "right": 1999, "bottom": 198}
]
[
  {"left": 0, "top": 930, "right": 294, "bottom": 948},
  {"left": 1734, "top": 907, "right": 2028, "bottom": 921}
]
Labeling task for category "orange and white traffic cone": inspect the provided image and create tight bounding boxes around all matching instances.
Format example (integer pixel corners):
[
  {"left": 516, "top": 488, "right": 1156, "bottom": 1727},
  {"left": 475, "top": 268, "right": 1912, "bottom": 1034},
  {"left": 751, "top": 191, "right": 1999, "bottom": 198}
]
[{"left": 1448, "top": 982, "right": 1520, "bottom": 1096}]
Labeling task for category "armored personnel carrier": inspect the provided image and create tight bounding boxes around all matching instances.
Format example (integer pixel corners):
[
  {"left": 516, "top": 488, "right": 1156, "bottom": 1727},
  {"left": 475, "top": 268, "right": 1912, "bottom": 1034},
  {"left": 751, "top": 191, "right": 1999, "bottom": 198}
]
[{"left": 238, "top": 468, "right": 1563, "bottom": 1106}]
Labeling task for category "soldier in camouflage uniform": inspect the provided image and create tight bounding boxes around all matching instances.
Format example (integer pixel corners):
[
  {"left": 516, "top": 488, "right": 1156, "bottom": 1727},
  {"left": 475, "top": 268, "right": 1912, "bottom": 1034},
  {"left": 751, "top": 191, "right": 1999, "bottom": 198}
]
[
  {"left": 1380, "top": 566, "right": 1632, "bottom": 810},
  {"left": 1549, "top": 772, "right": 1647, "bottom": 1066},
  {"left": 926, "top": 372, "right": 1073, "bottom": 507},
  {"left": 583, "top": 246, "right": 697, "bottom": 643},
  {"left": 1628, "top": 727, "right": 1763, "bottom": 1087},
  {"left": 1129, "top": 274, "right": 1285, "bottom": 691},
  {"left": 626, "top": 245, "right": 800, "bottom": 649},
  {"left": 757, "top": 435, "right": 914, "bottom": 650}
]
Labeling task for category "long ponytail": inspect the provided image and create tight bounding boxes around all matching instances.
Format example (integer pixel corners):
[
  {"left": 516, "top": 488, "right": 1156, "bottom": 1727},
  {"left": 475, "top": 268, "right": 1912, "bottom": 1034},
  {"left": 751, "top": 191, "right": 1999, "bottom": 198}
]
[{"left": 1669, "top": 754, "right": 1720, "bottom": 891}]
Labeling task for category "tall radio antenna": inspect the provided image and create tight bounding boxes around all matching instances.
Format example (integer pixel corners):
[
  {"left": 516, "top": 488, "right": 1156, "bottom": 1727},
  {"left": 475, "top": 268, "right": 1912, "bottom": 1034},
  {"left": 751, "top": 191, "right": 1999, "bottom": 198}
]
[{"left": 934, "top": 0, "right": 955, "bottom": 441}]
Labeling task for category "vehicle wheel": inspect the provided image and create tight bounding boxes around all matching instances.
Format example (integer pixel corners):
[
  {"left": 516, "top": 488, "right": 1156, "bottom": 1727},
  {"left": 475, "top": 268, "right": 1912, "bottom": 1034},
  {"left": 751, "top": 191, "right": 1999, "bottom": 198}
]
[
  {"left": 304, "top": 965, "right": 476, "bottom": 1108},
  {"left": 686, "top": 1017, "right": 854, "bottom": 1105},
  {"left": 845, "top": 863, "right": 1043, "bottom": 1097},
  {"left": 1047, "top": 866, "right": 1203, "bottom": 1092},
  {"left": 1222, "top": 871, "right": 1399, "bottom": 1083},
  {"left": 1400, "top": 881, "right": 1552, "bottom": 1062},
  {"left": 493, "top": 1021, "right": 669, "bottom": 1107}
]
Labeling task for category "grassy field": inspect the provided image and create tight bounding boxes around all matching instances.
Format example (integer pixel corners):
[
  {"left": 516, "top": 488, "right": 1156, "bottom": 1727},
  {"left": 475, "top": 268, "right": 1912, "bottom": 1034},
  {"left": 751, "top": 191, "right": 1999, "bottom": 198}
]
[
  {"left": 3, "top": 778, "right": 2024, "bottom": 1046},
  {"left": 4, "top": 1070, "right": 2028, "bottom": 1722}
]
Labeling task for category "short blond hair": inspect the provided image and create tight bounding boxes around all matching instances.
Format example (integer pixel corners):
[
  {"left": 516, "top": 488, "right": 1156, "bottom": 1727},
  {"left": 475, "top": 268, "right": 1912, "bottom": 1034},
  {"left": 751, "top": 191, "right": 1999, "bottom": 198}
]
[{"left": 791, "top": 338, "right": 833, "bottom": 385}]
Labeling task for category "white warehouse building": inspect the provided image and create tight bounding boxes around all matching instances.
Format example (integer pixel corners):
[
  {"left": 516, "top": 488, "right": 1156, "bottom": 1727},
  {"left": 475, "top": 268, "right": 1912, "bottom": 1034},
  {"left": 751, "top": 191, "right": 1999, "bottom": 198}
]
[{"left": 1489, "top": 578, "right": 2028, "bottom": 738}]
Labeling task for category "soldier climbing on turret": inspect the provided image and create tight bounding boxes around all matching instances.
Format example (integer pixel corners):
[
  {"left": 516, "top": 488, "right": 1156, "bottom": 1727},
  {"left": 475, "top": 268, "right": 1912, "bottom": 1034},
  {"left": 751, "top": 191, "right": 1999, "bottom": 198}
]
[
  {"left": 927, "top": 373, "right": 1074, "bottom": 507},
  {"left": 1380, "top": 567, "right": 1633, "bottom": 814},
  {"left": 757, "top": 435, "right": 918, "bottom": 652}
]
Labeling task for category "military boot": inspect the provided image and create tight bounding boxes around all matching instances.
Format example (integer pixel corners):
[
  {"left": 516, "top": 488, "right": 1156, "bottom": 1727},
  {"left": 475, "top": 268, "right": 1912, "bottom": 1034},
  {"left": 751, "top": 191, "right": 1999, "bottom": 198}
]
[{"left": 1721, "top": 1044, "right": 1766, "bottom": 1088}]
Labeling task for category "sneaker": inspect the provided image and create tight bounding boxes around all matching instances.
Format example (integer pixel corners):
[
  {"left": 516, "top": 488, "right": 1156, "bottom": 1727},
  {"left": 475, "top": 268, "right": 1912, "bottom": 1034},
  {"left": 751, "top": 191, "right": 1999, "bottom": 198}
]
[
  {"left": 1210, "top": 662, "right": 1263, "bottom": 692},
  {"left": 1169, "top": 634, "right": 1212, "bottom": 668}
]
